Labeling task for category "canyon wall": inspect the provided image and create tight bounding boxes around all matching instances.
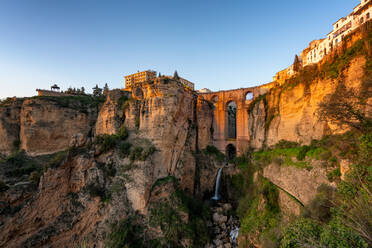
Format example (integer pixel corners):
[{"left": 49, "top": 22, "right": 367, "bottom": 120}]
[
  {"left": 0, "top": 79, "right": 218, "bottom": 248},
  {"left": 248, "top": 55, "right": 368, "bottom": 149}
]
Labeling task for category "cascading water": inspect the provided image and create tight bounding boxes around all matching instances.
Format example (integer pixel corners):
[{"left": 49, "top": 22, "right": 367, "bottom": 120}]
[
  {"left": 211, "top": 168, "right": 223, "bottom": 201},
  {"left": 230, "top": 226, "right": 239, "bottom": 247}
]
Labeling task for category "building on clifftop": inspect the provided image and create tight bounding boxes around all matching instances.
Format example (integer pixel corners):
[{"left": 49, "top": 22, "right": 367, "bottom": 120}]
[
  {"left": 273, "top": 0, "right": 372, "bottom": 83},
  {"left": 124, "top": 70, "right": 195, "bottom": 90},
  {"left": 124, "top": 70, "right": 157, "bottom": 89}
]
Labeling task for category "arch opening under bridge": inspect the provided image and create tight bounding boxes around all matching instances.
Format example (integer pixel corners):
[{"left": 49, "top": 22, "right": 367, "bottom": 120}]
[{"left": 198, "top": 85, "right": 272, "bottom": 156}]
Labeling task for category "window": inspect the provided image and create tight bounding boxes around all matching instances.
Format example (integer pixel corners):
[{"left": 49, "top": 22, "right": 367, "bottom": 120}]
[
  {"left": 367, "top": 13, "right": 370, "bottom": 19},
  {"left": 361, "top": 17, "right": 364, "bottom": 23}
]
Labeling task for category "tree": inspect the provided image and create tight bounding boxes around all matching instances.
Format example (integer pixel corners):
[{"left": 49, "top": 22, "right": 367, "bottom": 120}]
[
  {"left": 158, "top": 72, "right": 161, "bottom": 77},
  {"left": 103, "top": 83, "right": 109, "bottom": 95},
  {"left": 66, "top": 87, "right": 73, "bottom": 94},
  {"left": 92, "top": 84, "right": 102, "bottom": 97},
  {"left": 81, "top": 87, "right": 85, "bottom": 94},
  {"left": 173, "top": 70, "right": 179, "bottom": 80},
  {"left": 317, "top": 80, "right": 372, "bottom": 133},
  {"left": 293, "top": 54, "right": 301, "bottom": 72}
]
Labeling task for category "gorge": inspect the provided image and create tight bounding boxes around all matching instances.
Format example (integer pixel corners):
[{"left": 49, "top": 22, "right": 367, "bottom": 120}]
[{"left": 0, "top": 22, "right": 371, "bottom": 248}]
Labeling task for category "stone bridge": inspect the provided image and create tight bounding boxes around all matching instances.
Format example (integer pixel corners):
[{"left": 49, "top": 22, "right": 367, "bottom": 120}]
[{"left": 198, "top": 83, "right": 273, "bottom": 158}]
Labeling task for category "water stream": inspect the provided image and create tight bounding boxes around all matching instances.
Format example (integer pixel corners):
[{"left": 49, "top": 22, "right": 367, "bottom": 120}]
[{"left": 211, "top": 168, "right": 223, "bottom": 201}]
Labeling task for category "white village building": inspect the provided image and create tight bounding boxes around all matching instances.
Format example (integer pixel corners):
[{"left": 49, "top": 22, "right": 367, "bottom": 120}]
[{"left": 302, "top": 0, "right": 372, "bottom": 66}]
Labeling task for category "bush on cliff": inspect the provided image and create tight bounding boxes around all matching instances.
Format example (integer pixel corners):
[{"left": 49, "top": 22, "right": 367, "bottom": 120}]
[
  {"left": 203, "top": 145, "right": 225, "bottom": 162},
  {"left": 280, "top": 217, "right": 368, "bottom": 248},
  {"left": 0, "top": 180, "right": 9, "bottom": 192},
  {"left": 149, "top": 178, "right": 211, "bottom": 247},
  {"left": 94, "top": 126, "right": 129, "bottom": 153},
  {"left": 106, "top": 216, "right": 156, "bottom": 248}
]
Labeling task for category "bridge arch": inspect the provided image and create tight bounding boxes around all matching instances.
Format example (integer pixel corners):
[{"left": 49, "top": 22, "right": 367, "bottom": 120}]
[
  {"left": 198, "top": 84, "right": 272, "bottom": 155},
  {"left": 226, "top": 101, "right": 237, "bottom": 139},
  {"left": 226, "top": 144, "right": 236, "bottom": 160},
  {"left": 245, "top": 91, "right": 254, "bottom": 101}
]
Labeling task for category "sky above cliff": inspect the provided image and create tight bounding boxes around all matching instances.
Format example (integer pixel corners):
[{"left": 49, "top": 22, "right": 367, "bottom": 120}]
[{"left": 0, "top": 0, "right": 360, "bottom": 98}]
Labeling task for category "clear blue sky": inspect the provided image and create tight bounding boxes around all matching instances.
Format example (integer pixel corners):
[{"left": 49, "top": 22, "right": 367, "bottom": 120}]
[{"left": 0, "top": 0, "right": 359, "bottom": 98}]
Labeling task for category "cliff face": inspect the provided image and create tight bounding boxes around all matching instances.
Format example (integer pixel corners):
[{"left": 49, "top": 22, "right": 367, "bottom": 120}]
[
  {"left": 20, "top": 98, "right": 98, "bottom": 156},
  {"left": 0, "top": 79, "right": 218, "bottom": 248},
  {"left": 248, "top": 56, "right": 368, "bottom": 149},
  {"left": 1, "top": 25, "right": 371, "bottom": 248},
  {"left": 0, "top": 96, "right": 99, "bottom": 156},
  {"left": 0, "top": 99, "right": 23, "bottom": 156}
]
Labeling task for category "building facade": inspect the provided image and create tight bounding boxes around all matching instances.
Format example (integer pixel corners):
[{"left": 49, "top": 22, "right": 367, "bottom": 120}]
[
  {"left": 124, "top": 70, "right": 195, "bottom": 90},
  {"left": 302, "top": 0, "right": 372, "bottom": 66},
  {"left": 124, "top": 70, "right": 157, "bottom": 89}
]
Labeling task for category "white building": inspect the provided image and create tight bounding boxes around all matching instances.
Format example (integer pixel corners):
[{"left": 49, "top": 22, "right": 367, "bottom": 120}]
[{"left": 302, "top": 0, "right": 372, "bottom": 66}]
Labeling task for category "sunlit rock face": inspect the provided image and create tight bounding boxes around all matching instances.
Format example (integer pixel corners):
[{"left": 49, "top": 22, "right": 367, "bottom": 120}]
[
  {"left": 249, "top": 56, "right": 368, "bottom": 149},
  {"left": 19, "top": 98, "right": 98, "bottom": 156},
  {"left": 0, "top": 98, "right": 23, "bottom": 156}
]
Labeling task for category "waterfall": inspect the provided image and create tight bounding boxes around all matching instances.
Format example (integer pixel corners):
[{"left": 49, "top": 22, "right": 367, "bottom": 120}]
[
  {"left": 211, "top": 168, "right": 223, "bottom": 201},
  {"left": 230, "top": 226, "right": 239, "bottom": 246}
]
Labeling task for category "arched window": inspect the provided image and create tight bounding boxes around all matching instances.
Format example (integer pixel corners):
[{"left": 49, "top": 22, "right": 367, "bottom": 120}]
[
  {"left": 245, "top": 92, "right": 253, "bottom": 101},
  {"left": 226, "top": 144, "right": 236, "bottom": 160},
  {"left": 227, "top": 101, "right": 237, "bottom": 139}
]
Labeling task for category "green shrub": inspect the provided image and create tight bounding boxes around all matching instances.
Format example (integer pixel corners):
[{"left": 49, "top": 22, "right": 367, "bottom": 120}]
[
  {"left": 280, "top": 217, "right": 368, "bottom": 248},
  {"left": 119, "top": 142, "right": 132, "bottom": 157},
  {"left": 304, "top": 184, "right": 334, "bottom": 223},
  {"left": 129, "top": 146, "right": 143, "bottom": 161},
  {"left": 140, "top": 145, "right": 156, "bottom": 160},
  {"left": 203, "top": 145, "right": 225, "bottom": 162},
  {"left": 85, "top": 183, "right": 111, "bottom": 202},
  {"left": 95, "top": 127, "right": 130, "bottom": 154},
  {"left": 0, "top": 180, "right": 9, "bottom": 192},
  {"left": 320, "top": 219, "right": 368, "bottom": 248},
  {"left": 204, "top": 145, "right": 220, "bottom": 154},
  {"left": 97, "top": 162, "right": 116, "bottom": 178},
  {"left": 280, "top": 218, "right": 322, "bottom": 248},
  {"left": 106, "top": 217, "right": 150, "bottom": 248},
  {"left": 327, "top": 168, "right": 341, "bottom": 182},
  {"left": 12, "top": 139, "right": 20, "bottom": 151},
  {"left": 150, "top": 176, "right": 178, "bottom": 192},
  {"left": 262, "top": 178, "right": 280, "bottom": 213},
  {"left": 5, "top": 150, "right": 28, "bottom": 167},
  {"left": 4, "top": 151, "right": 39, "bottom": 177},
  {"left": 296, "top": 145, "right": 311, "bottom": 161},
  {"left": 117, "top": 125, "right": 128, "bottom": 140},
  {"left": 44, "top": 150, "right": 68, "bottom": 171},
  {"left": 149, "top": 190, "right": 211, "bottom": 246},
  {"left": 95, "top": 134, "right": 119, "bottom": 153},
  {"left": 275, "top": 140, "right": 299, "bottom": 149},
  {"left": 29, "top": 171, "right": 41, "bottom": 185}
]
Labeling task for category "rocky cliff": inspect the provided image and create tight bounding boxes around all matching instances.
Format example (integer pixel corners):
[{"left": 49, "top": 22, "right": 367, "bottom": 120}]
[
  {"left": 249, "top": 54, "right": 369, "bottom": 149},
  {"left": 0, "top": 23, "right": 371, "bottom": 248},
  {"left": 0, "top": 78, "right": 222, "bottom": 248}
]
